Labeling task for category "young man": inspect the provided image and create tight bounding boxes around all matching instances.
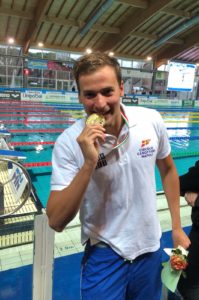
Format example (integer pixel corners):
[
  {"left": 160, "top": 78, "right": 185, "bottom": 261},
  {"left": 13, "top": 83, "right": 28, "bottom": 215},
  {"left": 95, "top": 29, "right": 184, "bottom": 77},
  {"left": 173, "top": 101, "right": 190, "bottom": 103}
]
[
  {"left": 47, "top": 52, "right": 190, "bottom": 300},
  {"left": 177, "top": 161, "right": 199, "bottom": 300}
]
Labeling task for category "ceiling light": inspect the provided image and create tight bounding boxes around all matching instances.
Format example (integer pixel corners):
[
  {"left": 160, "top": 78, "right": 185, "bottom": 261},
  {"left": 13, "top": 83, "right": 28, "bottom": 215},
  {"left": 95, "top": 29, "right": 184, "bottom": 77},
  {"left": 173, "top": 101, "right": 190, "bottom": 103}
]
[
  {"left": 8, "top": 38, "right": 14, "bottom": 44},
  {"left": 38, "top": 42, "right": 44, "bottom": 47},
  {"left": 147, "top": 56, "right": 152, "bottom": 61},
  {"left": 86, "top": 48, "right": 92, "bottom": 54},
  {"left": 109, "top": 52, "right": 114, "bottom": 56}
]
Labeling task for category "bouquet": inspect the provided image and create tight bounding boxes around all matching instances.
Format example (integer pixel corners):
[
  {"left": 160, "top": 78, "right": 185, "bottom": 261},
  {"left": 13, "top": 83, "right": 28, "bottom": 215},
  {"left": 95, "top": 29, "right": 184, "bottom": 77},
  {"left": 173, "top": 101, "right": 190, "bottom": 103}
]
[{"left": 161, "top": 245, "right": 188, "bottom": 292}]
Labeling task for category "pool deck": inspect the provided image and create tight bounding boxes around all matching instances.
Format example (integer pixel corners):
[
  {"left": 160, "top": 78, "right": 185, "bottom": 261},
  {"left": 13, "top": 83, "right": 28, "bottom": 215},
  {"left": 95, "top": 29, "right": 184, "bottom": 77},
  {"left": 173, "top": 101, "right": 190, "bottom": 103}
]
[{"left": 0, "top": 194, "right": 191, "bottom": 272}]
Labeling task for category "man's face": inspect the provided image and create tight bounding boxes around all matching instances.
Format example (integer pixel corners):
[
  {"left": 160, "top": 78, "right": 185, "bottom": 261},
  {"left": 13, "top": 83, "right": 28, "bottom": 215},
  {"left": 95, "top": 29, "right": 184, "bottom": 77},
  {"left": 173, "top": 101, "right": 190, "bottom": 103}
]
[{"left": 78, "top": 65, "right": 124, "bottom": 131}]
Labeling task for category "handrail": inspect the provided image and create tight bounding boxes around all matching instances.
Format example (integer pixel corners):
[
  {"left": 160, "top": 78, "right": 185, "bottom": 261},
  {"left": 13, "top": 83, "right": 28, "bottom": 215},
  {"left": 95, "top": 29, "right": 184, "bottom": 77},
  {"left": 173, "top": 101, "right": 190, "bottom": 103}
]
[{"left": 0, "top": 157, "right": 32, "bottom": 219}]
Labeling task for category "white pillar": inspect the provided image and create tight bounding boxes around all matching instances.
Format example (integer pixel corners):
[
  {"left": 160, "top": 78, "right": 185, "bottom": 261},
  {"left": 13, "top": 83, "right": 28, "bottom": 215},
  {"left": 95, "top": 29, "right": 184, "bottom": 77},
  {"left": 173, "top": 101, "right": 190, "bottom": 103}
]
[{"left": 32, "top": 213, "right": 55, "bottom": 300}]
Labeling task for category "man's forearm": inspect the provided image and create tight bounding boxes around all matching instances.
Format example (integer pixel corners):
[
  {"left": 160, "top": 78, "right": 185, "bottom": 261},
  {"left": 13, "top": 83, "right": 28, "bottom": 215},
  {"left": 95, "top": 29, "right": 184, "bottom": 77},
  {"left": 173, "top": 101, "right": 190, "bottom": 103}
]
[
  {"left": 47, "top": 161, "right": 95, "bottom": 231},
  {"left": 162, "top": 168, "right": 182, "bottom": 229}
]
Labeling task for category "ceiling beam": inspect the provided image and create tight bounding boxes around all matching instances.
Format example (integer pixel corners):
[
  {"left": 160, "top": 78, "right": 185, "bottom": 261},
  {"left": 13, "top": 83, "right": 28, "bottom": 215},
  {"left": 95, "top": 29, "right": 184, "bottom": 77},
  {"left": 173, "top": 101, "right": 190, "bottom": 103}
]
[
  {"left": 45, "top": 16, "right": 120, "bottom": 34},
  {"left": 23, "top": 0, "right": 51, "bottom": 54},
  {"left": 0, "top": 28, "right": 182, "bottom": 50},
  {"left": 155, "top": 58, "right": 168, "bottom": 68},
  {"left": 118, "top": 2, "right": 191, "bottom": 18},
  {"left": 45, "top": 16, "right": 78, "bottom": 28},
  {"left": 0, "top": 39, "right": 24, "bottom": 47},
  {"left": 131, "top": 31, "right": 157, "bottom": 40},
  {"left": 121, "top": 0, "right": 173, "bottom": 37},
  {"left": 99, "top": 0, "right": 173, "bottom": 52},
  {"left": 43, "top": 15, "right": 184, "bottom": 44},
  {"left": 0, "top": 7, "right": 33, "bottom": 19},
  {"left": 162, "top": 8, "right": 191, "bottom": 18},
  {"left": 29, "top": 42, "right": 146, "bottom": 60},
  {"left": 40, "top": 16, "right": 184, "bottom": 44},
  {"left": 30, "top": 43, "right": 87, "bottom": 54},
  {"left": 179, "top": 47, "right": 199, "bottom": 60},
  {"left": 117, "top": 0, "right": 148, "bottom": 9},
  {"left": 0, "top": 5, "right": 190, "bottom": 43},
  {"left": 0, "top": 5, "right": 191, "bottom": 22},
  {"left": 155, "top": 27, "right": 199, "bottom": 65},
  {"left": 92, "top": 24, "right": 120, "bottom": 34},
  {"left": 154, "top": 15, "right": 199, "bottom": 47},
  {"left": 131, "top": 31, "right": 183, "bottom": 44},
  {"left": 114, "top": 51, "right": 146, "bottom": 60},
  {"left": 79, "top": 0, "right": 114, "bottom": 37},
  {"left": 0, "top": 39, "right": 75, "bottom": 54}
]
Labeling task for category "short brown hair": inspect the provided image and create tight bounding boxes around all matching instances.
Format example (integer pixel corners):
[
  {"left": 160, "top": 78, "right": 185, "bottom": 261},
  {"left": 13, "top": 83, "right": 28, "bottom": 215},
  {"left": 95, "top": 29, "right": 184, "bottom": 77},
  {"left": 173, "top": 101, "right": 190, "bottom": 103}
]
[{"left": 73, "top": 52, "right": 122, "bottom": 91}]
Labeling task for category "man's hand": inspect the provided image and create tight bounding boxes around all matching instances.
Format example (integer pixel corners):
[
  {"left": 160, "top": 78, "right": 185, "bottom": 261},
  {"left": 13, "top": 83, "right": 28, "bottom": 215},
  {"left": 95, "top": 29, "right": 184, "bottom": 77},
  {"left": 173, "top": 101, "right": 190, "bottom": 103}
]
[
  {"left": 172, "top": 227, "right": 191, "bottom": 249},
  {"left": 185, "top": 192, "right": 198, "bottom": 207},
  {"left": 77, "top": 124, "right": 105, "bottom": 167}
]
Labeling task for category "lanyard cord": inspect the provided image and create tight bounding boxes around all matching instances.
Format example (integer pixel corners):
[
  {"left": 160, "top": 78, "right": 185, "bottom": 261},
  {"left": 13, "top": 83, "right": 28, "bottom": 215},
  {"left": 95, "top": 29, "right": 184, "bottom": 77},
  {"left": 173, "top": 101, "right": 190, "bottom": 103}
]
[{"left": 111, "top": 111, "right": 129, "bottom": 150}]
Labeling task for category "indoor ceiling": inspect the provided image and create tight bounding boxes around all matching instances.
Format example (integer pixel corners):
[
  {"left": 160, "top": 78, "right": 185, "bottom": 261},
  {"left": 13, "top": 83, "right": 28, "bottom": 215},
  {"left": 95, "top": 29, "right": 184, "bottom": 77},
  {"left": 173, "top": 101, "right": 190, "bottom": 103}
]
[{"left": 0, "top": 0, "right": 199, "bottom": 67}]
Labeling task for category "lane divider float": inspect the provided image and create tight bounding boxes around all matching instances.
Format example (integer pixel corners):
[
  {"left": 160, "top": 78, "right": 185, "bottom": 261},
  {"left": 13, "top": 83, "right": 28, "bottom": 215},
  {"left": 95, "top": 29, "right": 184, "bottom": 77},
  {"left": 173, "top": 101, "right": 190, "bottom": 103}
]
[
  {"left": 10, "top": 141, "right": 55, "bottom": 146},
  {"left": 24, "top": 161, "right": 52, "bottom": 168}
]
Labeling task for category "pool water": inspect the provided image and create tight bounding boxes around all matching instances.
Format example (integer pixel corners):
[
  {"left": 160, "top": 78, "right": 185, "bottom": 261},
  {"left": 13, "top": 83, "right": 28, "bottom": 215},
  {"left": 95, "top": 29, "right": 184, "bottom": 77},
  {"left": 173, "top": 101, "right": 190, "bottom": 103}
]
[{"left": 4, "top": 110, "right": 199, "bottom": 207}]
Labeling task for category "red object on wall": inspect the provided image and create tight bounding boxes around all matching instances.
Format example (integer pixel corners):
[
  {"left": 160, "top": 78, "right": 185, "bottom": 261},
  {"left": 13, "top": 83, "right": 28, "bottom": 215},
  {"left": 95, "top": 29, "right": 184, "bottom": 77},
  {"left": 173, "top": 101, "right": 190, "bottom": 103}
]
[{"left": 23, "top": 68, "right": 30, "bottom": 76}]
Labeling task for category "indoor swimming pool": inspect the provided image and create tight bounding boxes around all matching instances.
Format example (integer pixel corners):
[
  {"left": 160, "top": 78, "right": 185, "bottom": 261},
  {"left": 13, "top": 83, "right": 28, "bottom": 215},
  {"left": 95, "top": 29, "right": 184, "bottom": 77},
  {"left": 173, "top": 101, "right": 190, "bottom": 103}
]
[
  {"left": 0, "top": 101, "right": 198, "bottom": 300},
  {"left": 1, "top": 102, "right": 199, "bottom": 207}
]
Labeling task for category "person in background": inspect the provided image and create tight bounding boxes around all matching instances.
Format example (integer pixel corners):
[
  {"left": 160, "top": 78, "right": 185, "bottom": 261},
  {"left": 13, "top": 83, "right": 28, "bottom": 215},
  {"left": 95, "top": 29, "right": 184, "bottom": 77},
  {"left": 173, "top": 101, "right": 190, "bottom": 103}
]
[
  {"left": 46, "top": 52, "right": 190, "bottom": 300},
  {"left": 177, "top": 160, "right": 199, "bottom": 300}
]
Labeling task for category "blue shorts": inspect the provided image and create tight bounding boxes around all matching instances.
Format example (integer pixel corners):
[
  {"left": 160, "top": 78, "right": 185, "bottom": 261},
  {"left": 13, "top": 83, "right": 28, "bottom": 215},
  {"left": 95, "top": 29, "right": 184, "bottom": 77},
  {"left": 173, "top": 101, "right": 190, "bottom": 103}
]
[{"left": 81, "top": 242, "right": 162, "bottom": 300}]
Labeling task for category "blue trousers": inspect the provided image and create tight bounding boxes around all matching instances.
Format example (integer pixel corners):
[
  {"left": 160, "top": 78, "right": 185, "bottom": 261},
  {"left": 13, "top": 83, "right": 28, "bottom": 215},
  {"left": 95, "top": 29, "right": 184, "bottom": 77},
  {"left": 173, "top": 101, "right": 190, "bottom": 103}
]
[{"left": 81, "top": 243, "right": 162, "bottom": 300}]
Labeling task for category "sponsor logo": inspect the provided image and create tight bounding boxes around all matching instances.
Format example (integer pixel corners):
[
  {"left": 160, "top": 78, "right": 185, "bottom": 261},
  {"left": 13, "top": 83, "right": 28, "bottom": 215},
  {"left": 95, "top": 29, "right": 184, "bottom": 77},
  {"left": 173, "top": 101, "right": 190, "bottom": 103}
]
[
  {"left": 141, "top": 139, "right": 151, "bottom": 147},
  {"left": 137, "top": 139, "right": 155, "bottom": 158},
  {"left": 122, "top": 97, "right": 138, "bottom": 105},
  {"left": 11, "top": 93, "right": 20, "bottom": 99},
  {"left": 132, "top": 98, "right": 138, "bottom": 104},
  {"left": 96, "top": 153, "right": 107, "bottom": 169},
  {"left": 0, "top": 93, "right": 10, "bottom": 98},
  {"left": 21, "top": 92, "right": 42, "bottom": 100},
  {"left": 0, "top": 92, "right": 20, "bottom": 100},
  {"left": 12, "top": 168, "right": 24, "bottom": 191},
  {"left": 122, "top": 97, "right": 132, "bottom": 103}
]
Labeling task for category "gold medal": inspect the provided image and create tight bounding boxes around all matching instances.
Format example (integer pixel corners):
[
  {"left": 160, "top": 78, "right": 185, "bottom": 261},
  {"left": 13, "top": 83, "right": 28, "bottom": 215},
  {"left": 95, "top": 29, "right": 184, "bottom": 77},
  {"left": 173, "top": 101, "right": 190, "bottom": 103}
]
[{"left": 86, "top": 113, "right": 105, "bottom": 126}]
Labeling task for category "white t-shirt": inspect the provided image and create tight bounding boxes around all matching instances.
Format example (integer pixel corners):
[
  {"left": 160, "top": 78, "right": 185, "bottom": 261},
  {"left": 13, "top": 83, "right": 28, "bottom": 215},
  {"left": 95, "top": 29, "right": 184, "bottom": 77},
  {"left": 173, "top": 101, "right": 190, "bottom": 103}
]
[{"left": 51, "top": 105, "right": 171, "bottom": 260}]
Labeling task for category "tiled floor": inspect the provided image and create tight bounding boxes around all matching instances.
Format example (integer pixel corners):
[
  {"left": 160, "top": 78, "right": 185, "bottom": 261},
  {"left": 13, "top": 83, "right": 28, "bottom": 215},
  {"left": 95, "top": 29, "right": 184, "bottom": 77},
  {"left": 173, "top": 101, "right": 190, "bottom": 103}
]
[{"left": 0, "top": 195, "right": 192, "bottom": 272}]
